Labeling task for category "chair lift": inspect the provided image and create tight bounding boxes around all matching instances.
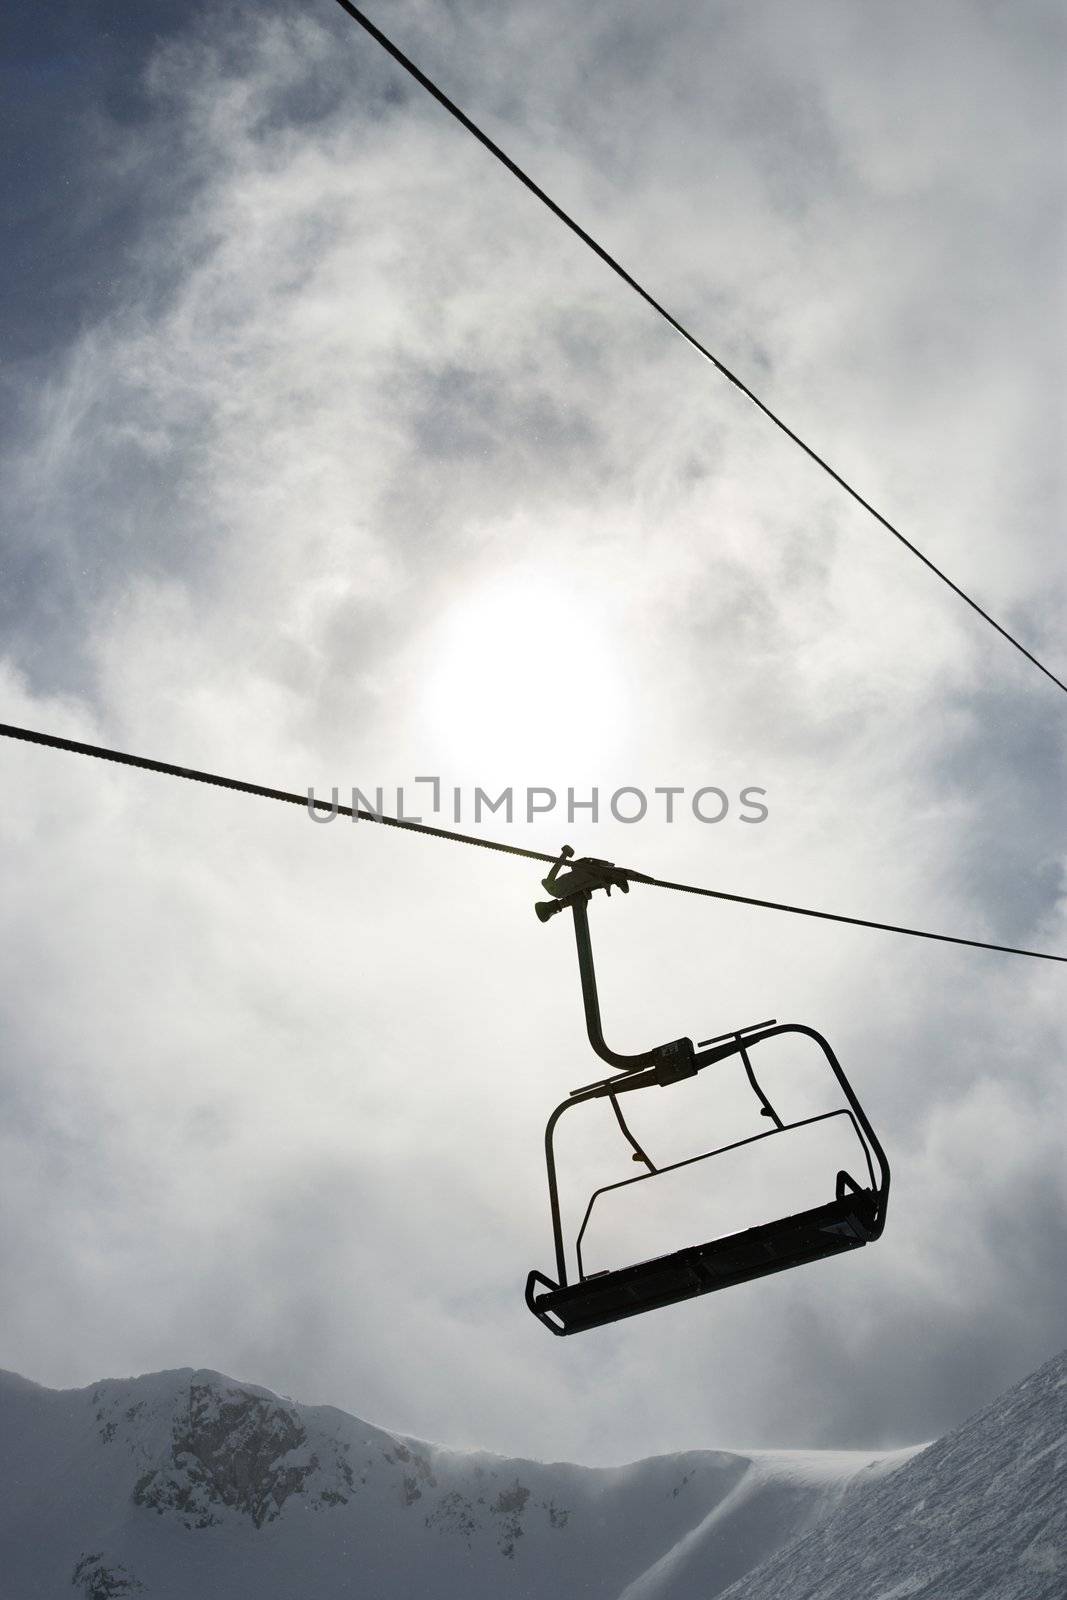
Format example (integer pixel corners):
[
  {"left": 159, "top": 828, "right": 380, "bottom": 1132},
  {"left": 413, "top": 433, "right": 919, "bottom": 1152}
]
[{"left": 525, "top": 848, "right": 890, "bottom": 1336}]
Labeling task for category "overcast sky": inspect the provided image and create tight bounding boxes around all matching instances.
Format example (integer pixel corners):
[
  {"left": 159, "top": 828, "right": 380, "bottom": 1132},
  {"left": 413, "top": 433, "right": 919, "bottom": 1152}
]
[{"left": 1, "top": 0, "right": 1064, "bottom": 1467}]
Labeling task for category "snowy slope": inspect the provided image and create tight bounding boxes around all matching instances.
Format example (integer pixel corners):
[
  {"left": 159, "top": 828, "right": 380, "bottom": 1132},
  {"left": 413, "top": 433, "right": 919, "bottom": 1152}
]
[
  {"left": 0, "top": 1366, "right": 910, "bottom": 1600},
  {"left": 719, "top": 1346, "right": 1067, "bottom": 1600},
  {"left": 612, "top": 1446, "right": 913, "bottom": 1600}
]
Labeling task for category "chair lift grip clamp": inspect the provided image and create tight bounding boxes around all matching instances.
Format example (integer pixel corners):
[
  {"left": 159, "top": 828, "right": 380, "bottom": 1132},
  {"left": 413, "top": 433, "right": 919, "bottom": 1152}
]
[{"left": 534, "top": 845, "right": 650, "bottom": 920}]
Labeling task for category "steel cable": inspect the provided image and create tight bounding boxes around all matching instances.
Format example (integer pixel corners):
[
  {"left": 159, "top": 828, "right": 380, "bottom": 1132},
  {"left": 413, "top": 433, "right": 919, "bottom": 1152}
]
[
  {"left": 2, "top": 719, "right": 1063, "bottom": 964},
  {"left": 332, "top": 1, "right": 1066, "bottom": 699}
]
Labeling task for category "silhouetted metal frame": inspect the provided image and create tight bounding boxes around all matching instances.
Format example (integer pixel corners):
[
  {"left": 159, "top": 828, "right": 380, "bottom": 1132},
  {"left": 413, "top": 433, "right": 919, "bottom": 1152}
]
[
  {"left": 535, "top": 1023, "right": 889, "bottom": 1294},
  {"left": 569, "top": 893, "right": 670, "bottom": 1072},
  {"left": 530, "top": 894, "right": 890, "bottom": 1305}
]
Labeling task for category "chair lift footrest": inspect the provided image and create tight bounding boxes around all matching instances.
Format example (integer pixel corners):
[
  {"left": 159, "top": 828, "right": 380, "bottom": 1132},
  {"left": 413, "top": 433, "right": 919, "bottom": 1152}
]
[{"left": 526, "top": 1191, "right": 879, "bottom": 1336}]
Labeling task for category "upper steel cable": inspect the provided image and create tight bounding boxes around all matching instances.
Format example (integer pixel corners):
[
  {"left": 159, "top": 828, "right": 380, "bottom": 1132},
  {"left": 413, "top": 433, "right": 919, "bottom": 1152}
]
[
  {"left": 1, "top": 720, "right": 1063, "bottom": 964},
  {"left": 331, "top": 1, "right": 1066, "bottom": 700}
]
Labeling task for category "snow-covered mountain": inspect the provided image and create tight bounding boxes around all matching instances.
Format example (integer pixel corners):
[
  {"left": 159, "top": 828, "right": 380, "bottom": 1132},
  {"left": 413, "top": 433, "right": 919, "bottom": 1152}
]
[
  {"left": 717, "top": 1345, "right": 1067, "bottom": 1600},
  {"left": 0, "top": 1365, "right": 910, "bottom": 1599},
  {"left": 1, "top": 1350, "right": 1062, "bottom": 1599}
]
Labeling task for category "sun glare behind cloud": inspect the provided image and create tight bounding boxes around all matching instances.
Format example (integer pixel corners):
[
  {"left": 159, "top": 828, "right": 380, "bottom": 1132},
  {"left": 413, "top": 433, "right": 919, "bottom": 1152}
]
[{"left": 416, "top": 569, "right": 630, "bottom": 781}]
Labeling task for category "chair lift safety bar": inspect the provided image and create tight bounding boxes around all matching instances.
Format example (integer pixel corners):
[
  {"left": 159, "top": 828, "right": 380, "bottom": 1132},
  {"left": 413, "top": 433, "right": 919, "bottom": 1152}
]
[{"left": 526, "top": 848, "right": 890, "bottom": 1336}]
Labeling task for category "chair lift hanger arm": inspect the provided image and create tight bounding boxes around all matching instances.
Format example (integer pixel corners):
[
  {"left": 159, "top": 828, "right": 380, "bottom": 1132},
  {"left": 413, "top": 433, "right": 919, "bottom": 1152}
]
[{"left": 537, "top": 846, "right": 697, "bottom": 1076}]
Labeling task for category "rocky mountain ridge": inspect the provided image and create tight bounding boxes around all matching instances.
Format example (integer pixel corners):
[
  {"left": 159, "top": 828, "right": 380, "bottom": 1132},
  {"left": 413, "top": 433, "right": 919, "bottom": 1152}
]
[
  {"left": 0, "top": 1363, "right": 910, "bottom": 1598},
  {"left": 15, "top": 1350, "right": 1067, "bottom": 1598}
]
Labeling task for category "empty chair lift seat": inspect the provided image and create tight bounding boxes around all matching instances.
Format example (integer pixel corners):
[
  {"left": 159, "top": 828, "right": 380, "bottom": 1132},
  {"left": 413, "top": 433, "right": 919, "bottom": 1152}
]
[{"left": 525, "top": 847, "right": 890, "bottom": 1335}]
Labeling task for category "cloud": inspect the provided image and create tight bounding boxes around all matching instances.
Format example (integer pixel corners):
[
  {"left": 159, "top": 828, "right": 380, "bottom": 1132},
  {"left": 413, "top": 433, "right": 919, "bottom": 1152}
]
[{"left": 0, "top": 0, "right": 1063, "bottom": 1464}]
